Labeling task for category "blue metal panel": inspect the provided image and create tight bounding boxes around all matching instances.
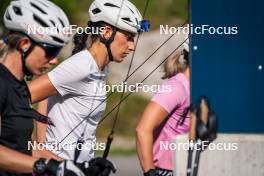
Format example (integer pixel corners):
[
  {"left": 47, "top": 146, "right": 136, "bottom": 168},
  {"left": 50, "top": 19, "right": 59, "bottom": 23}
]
[{"left": 191, "top": 0, "right": 264, "bottom": 132}]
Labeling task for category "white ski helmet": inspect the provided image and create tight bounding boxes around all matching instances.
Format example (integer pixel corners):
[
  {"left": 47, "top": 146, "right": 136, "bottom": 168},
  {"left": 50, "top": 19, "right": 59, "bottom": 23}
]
[
  {"left": 4, "top": 0, "right": 71, "bottom": 47},
  {"left": 89, "top": 0, "right": 143, "bottom": 34}
]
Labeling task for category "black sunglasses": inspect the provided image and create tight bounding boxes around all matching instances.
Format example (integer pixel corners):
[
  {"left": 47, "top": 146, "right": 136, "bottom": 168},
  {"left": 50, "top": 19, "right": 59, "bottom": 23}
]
[
  {"left": 117, "top": 29, "right": 135, "bottom": 41},
  {"left": 38, "top": 43, "right": 62, "bottom": 59}
]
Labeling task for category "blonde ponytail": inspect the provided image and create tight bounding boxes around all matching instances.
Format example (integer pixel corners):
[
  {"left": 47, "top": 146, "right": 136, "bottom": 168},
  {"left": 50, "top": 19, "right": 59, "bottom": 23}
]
[
  {"left": 162, "top": 50, "right": 189, "bottom": 79},
  {"left": 0, "top": 39, "right": 8, "bottom": 61},
  {"left": 0, "top": 33, "right": 26, "bottom": 61}
]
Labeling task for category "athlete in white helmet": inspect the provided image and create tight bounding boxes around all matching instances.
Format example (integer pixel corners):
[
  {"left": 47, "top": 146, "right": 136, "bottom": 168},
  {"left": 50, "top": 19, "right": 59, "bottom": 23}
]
[
  {"left": 0, "top": 0, "right": 98, "bottom": 175},
  {"left": 28, "top": 0, "right": 149, "bottom": 175},
  {"left": 3, "top": 0, "right": 71, "bottom": 79},
  {"left": 71, "top": 0, "right": 148, "bottom": 60},
  {"left": 85, "top": 0, "right": 148, "bottom": 61}
]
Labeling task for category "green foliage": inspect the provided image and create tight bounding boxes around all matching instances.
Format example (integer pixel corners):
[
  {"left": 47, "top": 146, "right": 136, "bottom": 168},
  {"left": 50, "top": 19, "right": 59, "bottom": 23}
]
[
  {"left": 50, "top": 0, "right": 91, "bottom": 25},
  {"left": 0, "top": 0, "right": 11, "bottom": 33},
  {"left": 0, "top": 0, "right": 188, "bottom": 34},
  {"left": 133, "top": 0, "right": 188, "bottom": 27}
]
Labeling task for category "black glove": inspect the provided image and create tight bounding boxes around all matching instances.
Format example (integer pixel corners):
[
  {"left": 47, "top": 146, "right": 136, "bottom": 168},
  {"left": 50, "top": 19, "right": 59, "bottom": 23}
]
[
  {"left": 144, "top": 169, "right": 156, "bottom": 176},
  {"left": 78, "top": 157, "right": 116, "bottom": 176},
  {"left": 33, "top": 158, "right": 86, "bottom": 176}
]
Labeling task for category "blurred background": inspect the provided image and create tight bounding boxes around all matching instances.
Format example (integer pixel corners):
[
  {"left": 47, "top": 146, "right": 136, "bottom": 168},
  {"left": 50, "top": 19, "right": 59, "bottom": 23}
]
[
  {"left": 0, "top": 0, "right": 188, "bottom": 34},
  {"left": 0, "top": 0, "right": 188, "bottom": 175},
  {"left": 1, "top": 0, "right": 263, "bottom": 175}
]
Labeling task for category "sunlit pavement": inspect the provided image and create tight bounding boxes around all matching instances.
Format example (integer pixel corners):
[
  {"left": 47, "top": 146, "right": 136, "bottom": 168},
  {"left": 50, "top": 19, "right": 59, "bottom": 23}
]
[{"left": 110, "top": 155, "right": 142, "bottom": 176}]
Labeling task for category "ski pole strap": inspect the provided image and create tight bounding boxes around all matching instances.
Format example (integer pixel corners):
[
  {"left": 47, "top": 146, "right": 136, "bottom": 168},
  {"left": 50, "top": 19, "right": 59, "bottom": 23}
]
[
  {"left": 192, "top": 143, "right": 202, "bottom": 176},
  {"left": 186, "top": 95, "right": 218, "bottom": 176},
  {"left": 186, "top": 145, "right": 194, "bottom": 176},
  {"left": 190, "top": 95, "right": 218, "bottom": 142}
]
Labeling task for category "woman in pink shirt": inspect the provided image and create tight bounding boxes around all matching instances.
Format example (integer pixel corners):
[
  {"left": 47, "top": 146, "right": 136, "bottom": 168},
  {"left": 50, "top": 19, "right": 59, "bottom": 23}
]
[{"left": 136, "top": 39, "right": 190, "bottom": 176}]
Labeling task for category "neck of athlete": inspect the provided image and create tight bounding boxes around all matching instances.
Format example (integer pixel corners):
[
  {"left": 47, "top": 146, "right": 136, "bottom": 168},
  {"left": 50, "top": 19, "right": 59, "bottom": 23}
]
[
  {"left": 88, "top": 41, "right": 110, "bottom": 71},
  {"left": 183, "top": 67, "right": 190, "bottom": 81},
  {"left": 2, "top": 51, "right": 24, "bottom": 81}
]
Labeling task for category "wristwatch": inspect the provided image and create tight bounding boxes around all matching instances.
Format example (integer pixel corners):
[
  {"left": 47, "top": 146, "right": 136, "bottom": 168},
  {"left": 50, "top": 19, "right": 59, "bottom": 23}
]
[{"left": 33, "top": 158, "right": 47, "bottom": 174}]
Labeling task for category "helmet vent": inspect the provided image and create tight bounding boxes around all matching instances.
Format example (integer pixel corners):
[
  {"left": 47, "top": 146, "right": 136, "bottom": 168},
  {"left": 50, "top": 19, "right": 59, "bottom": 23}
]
[
  {"left": 51, "top": 36, "right": 64, "bottom": 44},
  {"left": 50, "top": 20, "right": 56, "bottom": 27},
  {"left": 13, "top": 6, "right": 22, "bottom": 16},
  {"left": 92, "top": 8, "right": 101, "bottom": 14},
  {"left": 122, "top": 17, "right": 132, "bottom": 22},
  {"left": 135, "top": 18, "right": 139, "bottom": 24},
  {"left": 58, "top": 18, "right": 65, "bottom": 28},
  {"left": 33, "top": 14, "right": 49, "bottom": 27},
  {"left": 5, "top": 11, "right": 12, "bottom": 20},
  {"left": 35, "top": 0, "right": 49, "bottom": 8},
  {"left": 30, "top": 2, "right": 47, "bottom": 14},
  {"left": 127, "top": 7, "right": 135, "bottom": 14},
  {"left": 104, "top": 3, "right": 120, "bottom": 8}
]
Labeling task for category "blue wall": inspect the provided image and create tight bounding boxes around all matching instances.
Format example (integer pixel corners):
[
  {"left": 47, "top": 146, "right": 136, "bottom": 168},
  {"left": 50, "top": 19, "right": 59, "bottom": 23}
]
[{"left": 191, "top": 0, "right": 264, "bottom": 133}]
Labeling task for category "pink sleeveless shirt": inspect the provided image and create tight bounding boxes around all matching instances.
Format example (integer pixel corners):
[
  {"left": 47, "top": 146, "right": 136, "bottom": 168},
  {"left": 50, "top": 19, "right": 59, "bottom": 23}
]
[{"left": 152, "top": 73, "right": 190, "bottom": 170}]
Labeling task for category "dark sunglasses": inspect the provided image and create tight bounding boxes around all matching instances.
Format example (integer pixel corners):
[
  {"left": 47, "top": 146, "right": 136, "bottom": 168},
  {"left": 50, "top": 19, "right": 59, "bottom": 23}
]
[
  {"left": 118, "top": 29, "right": 135, "bottom": 41},
  {"left": 38, "top": 43, "right": 62, "bottom": 59}
]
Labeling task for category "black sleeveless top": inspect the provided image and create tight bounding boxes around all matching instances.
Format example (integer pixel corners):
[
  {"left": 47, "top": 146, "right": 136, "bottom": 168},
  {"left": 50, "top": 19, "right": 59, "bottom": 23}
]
[{"left": 0, "top": 64, "right": 33, "bottom": 176}]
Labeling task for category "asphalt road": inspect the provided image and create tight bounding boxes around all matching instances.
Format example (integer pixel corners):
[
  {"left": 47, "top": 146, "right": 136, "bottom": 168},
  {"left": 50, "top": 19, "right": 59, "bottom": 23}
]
[{"left": 110, "top": 155, "right": 142, "bottom": 176}]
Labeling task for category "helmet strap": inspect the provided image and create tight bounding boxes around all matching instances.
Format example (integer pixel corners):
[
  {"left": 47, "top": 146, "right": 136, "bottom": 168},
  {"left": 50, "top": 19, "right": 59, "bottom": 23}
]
[
  {"left": 99, "top": 28, "right": 117, "bottom": 62},
  {"left": 17, "top": 42, "right": 35, "bottom": 80}
]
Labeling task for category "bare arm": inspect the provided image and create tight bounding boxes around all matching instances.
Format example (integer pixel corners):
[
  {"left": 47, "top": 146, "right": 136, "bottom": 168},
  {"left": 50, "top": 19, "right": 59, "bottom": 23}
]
[
  {"left": 33, "top": 100, "right": 62, "bottom": 160},
  {"left": 29, "top": 77, "right": 62, "bottom": 161},
  {"left": 0, "top": 145, "right": 37, "bottom": 173},
  {"left": 29, "top": 74, "right": 58, "bottom": 104},
  {"left": 35, "top": 99, "right": 48, "bottom": 143},
  {"left": 136, "top": 101, "right": 168, "bottom": 172},
  {"left": 0, "top": 144, "right": 63, "bottom": 173}
]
